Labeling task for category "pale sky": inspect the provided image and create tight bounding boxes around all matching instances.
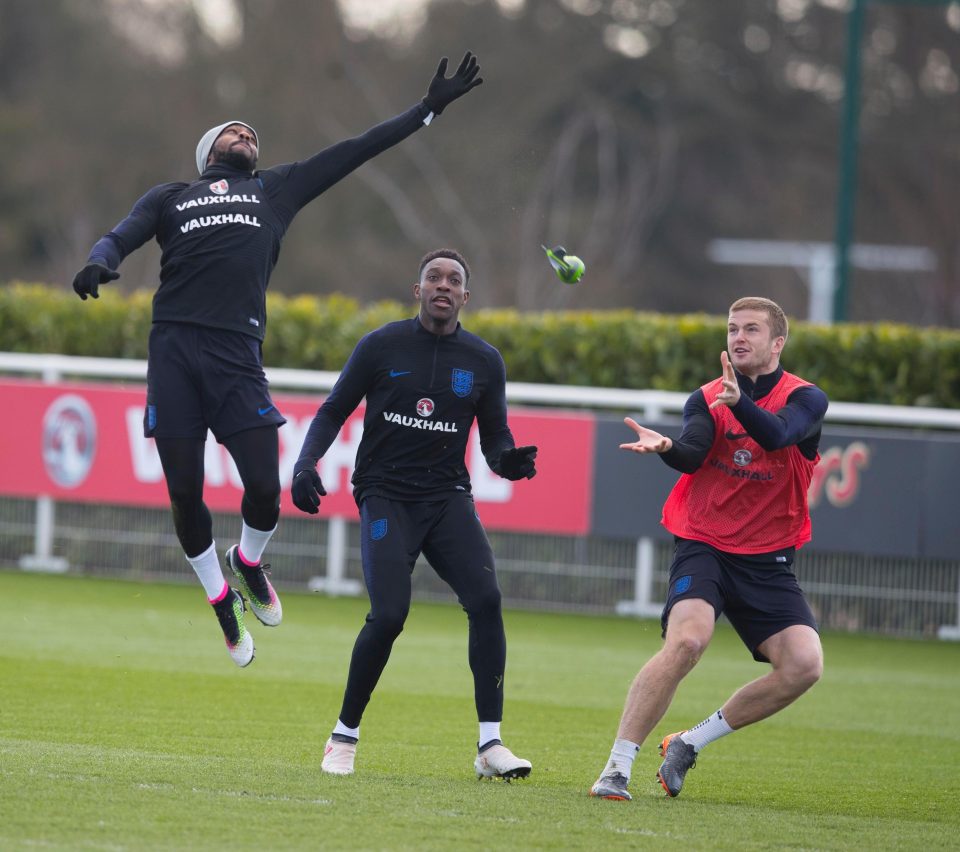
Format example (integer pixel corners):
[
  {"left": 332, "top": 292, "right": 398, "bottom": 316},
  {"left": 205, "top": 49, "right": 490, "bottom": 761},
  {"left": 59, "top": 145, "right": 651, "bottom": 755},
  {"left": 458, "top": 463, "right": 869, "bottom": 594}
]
[
  {"left": 336, "top": 0, "right": 432, "bottom": 43},
  {"left": 336, "top": 0, "right": 528, "bottom": 43},
  {"left": 104, "top": 0, "right": 960, "bottom": 90}
]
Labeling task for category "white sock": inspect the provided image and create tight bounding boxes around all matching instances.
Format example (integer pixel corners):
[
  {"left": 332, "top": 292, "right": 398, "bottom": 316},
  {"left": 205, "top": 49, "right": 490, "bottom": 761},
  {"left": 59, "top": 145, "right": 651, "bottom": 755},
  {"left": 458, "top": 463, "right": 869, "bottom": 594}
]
[
  {"left": 479, "top": 721, "right": 501, "bottom": 747},
  {"left": 238, "top": 521, "right": 276, "bottom": 566},
  {"left": 681, "top": 709, "right": 735, "bottom": 752},
  {"left": 187, "top": 541, "right": 227, "bottom": 600},
  {"left": 602, "top": 738, "right": 640, "bottom": 780},
  {"left": 333, "top": 720, "right": 360, "bottom": 740}
]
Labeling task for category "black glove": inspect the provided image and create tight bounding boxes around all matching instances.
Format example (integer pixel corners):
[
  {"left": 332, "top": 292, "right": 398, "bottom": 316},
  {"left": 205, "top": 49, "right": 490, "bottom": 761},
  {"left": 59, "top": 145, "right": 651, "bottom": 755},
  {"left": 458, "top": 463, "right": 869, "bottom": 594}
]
[
  {"left": 72, "top": 262, "right": 120, "bottom": 301},
  {"left": 291, "top": 465, "right": 327, "bottom": 515},
  {"left": 498, "top": 445, "right": 538, "bottom": 481},
  {"left": 423, "top": 51, "right": 483, "bottom": 115}
]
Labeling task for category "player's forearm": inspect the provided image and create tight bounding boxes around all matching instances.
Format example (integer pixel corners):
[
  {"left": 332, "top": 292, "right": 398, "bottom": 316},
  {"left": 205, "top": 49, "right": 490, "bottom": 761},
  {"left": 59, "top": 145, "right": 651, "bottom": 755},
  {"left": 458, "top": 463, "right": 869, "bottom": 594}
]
[
  {"left": 87, "top": 233, "right": 124, "bottom": 269},
  {"left": 659, "top": 441, "right": 708, "bottom": 474},
  {"left": 480, "top": 428, "right": 515, "bottom": 473},
  {"left": 283, "top": 102, "right": 431, "bottom": 209},
  {"left": 659, "top": 391, "right": 713, "bottom": 473},
  {"left": 731, "top": 387, "right": 828, "bottom": 451},
  {"left": 295, "top": 409, "right": 345, "bottom": 469},
  {"left": 88, "top": 191, "right": 162, "bottom": 268}
]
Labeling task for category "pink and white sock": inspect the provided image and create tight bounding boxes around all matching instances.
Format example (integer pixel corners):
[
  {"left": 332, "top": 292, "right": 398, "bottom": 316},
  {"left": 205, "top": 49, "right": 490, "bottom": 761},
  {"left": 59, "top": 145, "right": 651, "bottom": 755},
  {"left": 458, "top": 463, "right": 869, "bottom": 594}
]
[
  {"left": 238, "top": 522, "right": 276, "bottom": 566},
  {"left": 186, "top": 541, "right": 226, "bottom": 600}
]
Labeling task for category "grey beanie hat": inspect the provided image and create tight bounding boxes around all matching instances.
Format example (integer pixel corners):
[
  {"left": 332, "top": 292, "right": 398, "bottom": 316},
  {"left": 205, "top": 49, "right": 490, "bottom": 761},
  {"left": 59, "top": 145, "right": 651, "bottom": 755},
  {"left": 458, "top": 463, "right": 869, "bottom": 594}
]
[{"left": 195, "top": 120, "right": 258, "bottom": 174}]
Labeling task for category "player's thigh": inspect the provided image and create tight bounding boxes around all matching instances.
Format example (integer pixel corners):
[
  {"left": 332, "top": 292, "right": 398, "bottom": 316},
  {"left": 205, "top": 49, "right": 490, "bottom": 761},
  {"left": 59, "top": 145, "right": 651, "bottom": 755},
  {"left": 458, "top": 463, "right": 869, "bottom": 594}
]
[
  {"left": 660, "top": 538, "right": 724, "bottom": 641},
  {"left": 756, "top": 624, "right": 823, "bottom": 680},
  {"left": 723, "top": 561, "right": 819, "bottom": 663},
  {"left": 663, "top": 597, "right": 717, "bottom": 652},
  {"left": 358, "top": 496, "right": 423, "bottom": 614},
  {"left": 197, "top": 328, "right": 286, "bottom": 442},
  {"left": 145, "top": 324, "right": 207, "bottom": 439},
  {"left": 154, "top": 436, "right": 206, "bottom": 497},
  {"left": 422, "top": 495, "right": 499, "bottom": 607},
  {"left": 222, "top": 424, "right": 279, "bottom": 492}
]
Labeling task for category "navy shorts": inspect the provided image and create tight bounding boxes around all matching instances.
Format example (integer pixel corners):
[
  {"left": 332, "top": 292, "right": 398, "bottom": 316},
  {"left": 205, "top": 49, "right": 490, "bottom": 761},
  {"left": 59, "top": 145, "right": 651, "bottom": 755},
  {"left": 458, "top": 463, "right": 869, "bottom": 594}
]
[
  {"left": 661, "top": 537, "right": 818, "bottom": 663},
  {"left": 144, "top": 322, "right": 286, "bottom": 442}
]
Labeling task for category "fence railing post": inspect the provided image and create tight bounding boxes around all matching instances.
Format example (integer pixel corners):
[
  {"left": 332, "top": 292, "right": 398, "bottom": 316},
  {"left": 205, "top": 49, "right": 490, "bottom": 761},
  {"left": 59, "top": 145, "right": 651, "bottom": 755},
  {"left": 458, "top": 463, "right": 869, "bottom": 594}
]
[
  {"left": 937, "top": 568, "right": 960, "bottom": 641},
  {"left": 308, "top": 516, "right": 361, "bottom": 597},
  {"left": 19, "top": 495, "right": 68, "bottom": 573},
  {"left": 615, "top": 536, "right": 662, "bottom": 618},
  {"left": 19, "top": 357, "right": 69, "bottom": 573}
]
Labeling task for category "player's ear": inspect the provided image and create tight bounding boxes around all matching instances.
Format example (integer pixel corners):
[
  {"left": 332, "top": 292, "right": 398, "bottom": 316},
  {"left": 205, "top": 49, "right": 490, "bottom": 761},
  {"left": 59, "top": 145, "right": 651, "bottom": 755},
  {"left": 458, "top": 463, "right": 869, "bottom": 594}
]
[
  {"left": 413, "top": 282, "right": 421, "bottom": 300},
  {"left": 462, "top": 288, "right": 470, "bottom": 305}
]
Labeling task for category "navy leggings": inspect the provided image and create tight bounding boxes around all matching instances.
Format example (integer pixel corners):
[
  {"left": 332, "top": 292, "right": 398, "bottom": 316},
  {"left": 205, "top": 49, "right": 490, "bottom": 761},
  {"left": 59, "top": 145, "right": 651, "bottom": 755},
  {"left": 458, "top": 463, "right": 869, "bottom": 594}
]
[
  {"left": 155, "top": 425, "right": 280, "bottom": 557},
  {"left": 339, "top": 493, "right": 506, "bottom": 727}
]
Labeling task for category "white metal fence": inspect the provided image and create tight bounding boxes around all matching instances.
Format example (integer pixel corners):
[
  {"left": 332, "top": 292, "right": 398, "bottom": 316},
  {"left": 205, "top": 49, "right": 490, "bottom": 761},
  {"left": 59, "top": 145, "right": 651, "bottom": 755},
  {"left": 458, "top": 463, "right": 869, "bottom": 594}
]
[{"left": 2, "top": 352, "right": 959, "bottom": 640}]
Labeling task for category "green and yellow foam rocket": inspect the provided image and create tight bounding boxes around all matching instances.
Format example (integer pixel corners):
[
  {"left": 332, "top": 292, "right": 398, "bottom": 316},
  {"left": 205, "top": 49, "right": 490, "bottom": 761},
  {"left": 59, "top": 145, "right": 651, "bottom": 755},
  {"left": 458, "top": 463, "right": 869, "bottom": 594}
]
[{"left": 542, "top": 245, "right": 585, "bottom": 284}]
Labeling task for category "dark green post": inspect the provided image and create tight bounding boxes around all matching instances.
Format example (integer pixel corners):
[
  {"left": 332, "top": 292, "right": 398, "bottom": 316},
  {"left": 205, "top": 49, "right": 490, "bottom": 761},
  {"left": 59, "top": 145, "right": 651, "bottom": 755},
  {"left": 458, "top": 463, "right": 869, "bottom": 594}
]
[
  {"left": 833, "top": 0, "right": 950, "bottom": 322},
  {"left": 833, "top": 0, "right": 865, "bottom": 323}
]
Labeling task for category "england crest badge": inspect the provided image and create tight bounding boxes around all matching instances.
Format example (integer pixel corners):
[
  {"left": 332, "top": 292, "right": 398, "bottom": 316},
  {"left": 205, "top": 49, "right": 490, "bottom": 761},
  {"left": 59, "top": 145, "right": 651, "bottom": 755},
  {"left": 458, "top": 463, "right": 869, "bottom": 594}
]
[{"left": 452, "top": 368, "right": 474, "bottom": 398}]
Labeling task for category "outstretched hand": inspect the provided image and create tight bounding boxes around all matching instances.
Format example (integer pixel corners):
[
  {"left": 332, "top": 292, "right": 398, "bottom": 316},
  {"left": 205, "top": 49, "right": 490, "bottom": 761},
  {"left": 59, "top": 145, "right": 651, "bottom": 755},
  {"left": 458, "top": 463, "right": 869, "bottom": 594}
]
[
  {"left": 619, "top": 417, "right": 672, "bottom": 454},
  {"left": 423, "top": 51, "right": 483, "bottom": 115},
  {"left": 72, "top": 262, "right": 120, "bottom": 300},
  {"left": 291, "top": 466, "right": 327, "bottom": 515},
  {"left": 708, "top": 351, "right": 741, "bottom": 410},
  {"left": 498, "top": 445, "right": 537, "bottom": 480}
]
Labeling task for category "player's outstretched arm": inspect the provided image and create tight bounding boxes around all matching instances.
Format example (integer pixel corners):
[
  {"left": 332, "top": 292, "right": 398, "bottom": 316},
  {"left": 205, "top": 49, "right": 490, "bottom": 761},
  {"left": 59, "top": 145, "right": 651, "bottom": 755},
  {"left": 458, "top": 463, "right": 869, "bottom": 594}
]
[
  {"left": 422, "top": 51, "right": 483, "bottom": 115},
  {"left": 620, "top": 417, "right": 672, "bottom": 455},
  {"left": 265, "top": 52, "right": 484, "bottom": 214}
]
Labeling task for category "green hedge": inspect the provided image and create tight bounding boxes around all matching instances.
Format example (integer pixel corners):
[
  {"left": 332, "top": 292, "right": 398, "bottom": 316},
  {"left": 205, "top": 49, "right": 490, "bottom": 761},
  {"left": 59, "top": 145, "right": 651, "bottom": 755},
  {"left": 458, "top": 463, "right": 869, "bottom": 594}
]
[{"left": 3, "top": 282, "right": 959, "bottom": 407}]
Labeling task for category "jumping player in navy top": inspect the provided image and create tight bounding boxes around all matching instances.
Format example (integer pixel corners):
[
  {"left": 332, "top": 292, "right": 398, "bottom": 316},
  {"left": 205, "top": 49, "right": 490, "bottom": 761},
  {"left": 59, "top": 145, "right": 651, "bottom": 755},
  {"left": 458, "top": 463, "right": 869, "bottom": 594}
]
[
  {"left": 291, "top": 249, "right": 538, "bottom": 781},
  {"left": 70, "top": 53, "right": 483, "bottom": 668}
]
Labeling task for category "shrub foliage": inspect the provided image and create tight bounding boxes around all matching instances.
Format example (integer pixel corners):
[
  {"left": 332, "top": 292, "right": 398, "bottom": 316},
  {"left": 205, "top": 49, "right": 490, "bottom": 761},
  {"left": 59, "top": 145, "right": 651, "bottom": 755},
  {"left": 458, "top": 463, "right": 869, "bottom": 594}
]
[{"left": 3, "top": 283, "right": 958, "bottom": 407}]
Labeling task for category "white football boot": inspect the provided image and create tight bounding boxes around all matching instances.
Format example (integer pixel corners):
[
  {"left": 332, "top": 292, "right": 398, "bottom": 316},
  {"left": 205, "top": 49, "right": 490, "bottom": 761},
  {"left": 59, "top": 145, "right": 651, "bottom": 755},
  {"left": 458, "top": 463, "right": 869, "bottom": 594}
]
[
  {"left": 321, "top": 737, "right": 357, "bottom": 775},
  {"left": 474, "top": 741, "right": 532, "bottom": 781}
]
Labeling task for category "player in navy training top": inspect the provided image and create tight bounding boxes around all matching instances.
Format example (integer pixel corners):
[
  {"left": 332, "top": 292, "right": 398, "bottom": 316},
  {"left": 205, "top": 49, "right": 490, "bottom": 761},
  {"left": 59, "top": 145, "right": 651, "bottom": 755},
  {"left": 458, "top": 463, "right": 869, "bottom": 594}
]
[
  {"left": 70, "top": 54, "right": 483, "bottom": 668},
  {"left": 291, "top": 249, "right": 538, "bottom": 781}
]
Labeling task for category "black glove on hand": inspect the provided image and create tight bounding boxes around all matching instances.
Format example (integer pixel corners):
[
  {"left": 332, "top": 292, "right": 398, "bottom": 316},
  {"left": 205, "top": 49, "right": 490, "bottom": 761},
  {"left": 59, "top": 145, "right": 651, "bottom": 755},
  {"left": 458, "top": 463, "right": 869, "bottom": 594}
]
[
  {"left": 291, "top": 465, "right": 327, "bottom": 515},
  {"left": 72, "top": 263, "right": 120, "bottom": 301},
  {"left": 423, "top": 51, "right": 483, "bottom": 115},
  {"left": 498, "top": 445, "right": 538, "bottom": 481}
]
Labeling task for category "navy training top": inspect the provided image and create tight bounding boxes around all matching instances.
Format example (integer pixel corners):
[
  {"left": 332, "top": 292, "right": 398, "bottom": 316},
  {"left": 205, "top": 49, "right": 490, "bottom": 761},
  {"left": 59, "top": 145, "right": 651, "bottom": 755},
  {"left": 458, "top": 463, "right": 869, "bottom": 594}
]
[
  {"left": 86, "top": 102, "right": 431, "bottom": 340},
  {"left": 296, "top": 317, "right": 518, "bottom": 503}
]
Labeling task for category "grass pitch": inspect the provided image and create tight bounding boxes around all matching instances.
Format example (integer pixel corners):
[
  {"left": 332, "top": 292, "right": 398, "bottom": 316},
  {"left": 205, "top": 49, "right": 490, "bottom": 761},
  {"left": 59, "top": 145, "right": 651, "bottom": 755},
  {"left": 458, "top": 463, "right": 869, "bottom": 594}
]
[{"left": 1, "top": 570, "right": 958, "bottom": 850}]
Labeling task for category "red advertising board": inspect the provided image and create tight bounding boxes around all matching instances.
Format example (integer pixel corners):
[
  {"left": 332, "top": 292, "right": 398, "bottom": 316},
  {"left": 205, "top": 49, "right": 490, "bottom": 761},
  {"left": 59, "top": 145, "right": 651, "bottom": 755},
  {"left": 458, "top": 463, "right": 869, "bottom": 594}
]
[{"left": 0, "top": 378, "right": 594, "bottom": 535}]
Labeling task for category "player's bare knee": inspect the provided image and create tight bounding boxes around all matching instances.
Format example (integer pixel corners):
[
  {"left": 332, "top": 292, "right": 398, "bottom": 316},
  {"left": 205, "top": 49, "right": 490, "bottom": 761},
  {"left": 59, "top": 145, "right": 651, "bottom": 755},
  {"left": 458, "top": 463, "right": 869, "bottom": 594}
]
[
  {"left": 783, "top": 649, "right": 823, "bottom": 693},
  {"left": 799, "top": 653, "right": 823, "bottom": 690},
  {"left": 667, "top": 632, "right": 709, "bottom": 668}
]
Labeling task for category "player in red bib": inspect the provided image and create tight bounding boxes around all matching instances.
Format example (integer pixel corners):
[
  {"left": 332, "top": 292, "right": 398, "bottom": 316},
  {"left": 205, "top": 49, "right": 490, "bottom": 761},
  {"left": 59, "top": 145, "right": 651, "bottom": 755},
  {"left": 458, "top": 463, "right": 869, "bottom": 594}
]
[{"left": 591, "top": 297, "right": 828, "bottom": 802}]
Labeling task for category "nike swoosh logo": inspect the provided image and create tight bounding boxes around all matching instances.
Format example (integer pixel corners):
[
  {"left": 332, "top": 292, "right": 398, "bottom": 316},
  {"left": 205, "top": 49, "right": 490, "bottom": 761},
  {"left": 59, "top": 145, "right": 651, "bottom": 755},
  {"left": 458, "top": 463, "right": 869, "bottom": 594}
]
[
  {"left": 725, "top": 430, "right": 749, "bottom": 441},
  {"left": 389, "top": 369, "right": 411, "bottom": 378},
  {"left": 258, "top": 405, "right": 275, "bottom": 416}
]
